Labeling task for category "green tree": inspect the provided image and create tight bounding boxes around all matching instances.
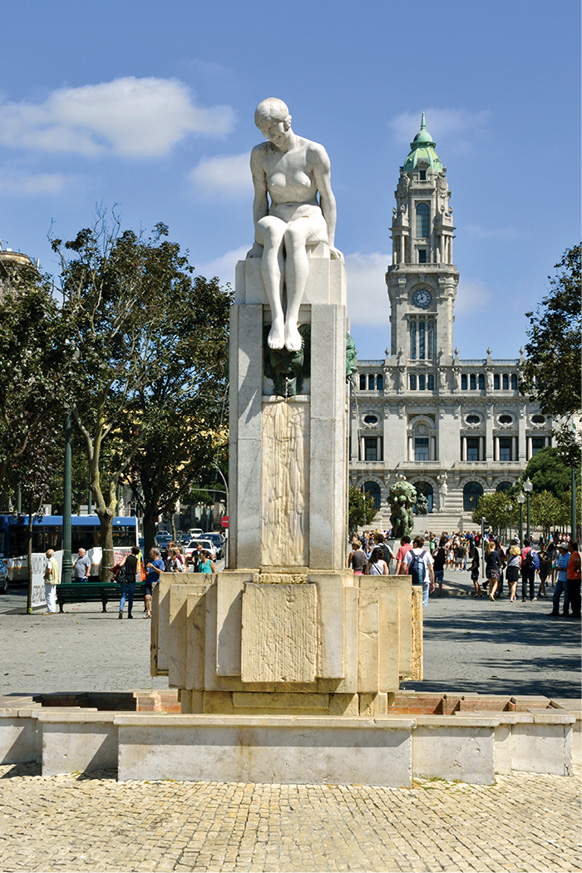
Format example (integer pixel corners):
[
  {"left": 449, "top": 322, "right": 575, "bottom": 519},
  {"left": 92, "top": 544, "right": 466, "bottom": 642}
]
[
  {"left": 348, "top": 486, "right": 377, "bottom": 531},
  {"left": 53, "top": 215, "right": 231, "bottom": 578},
  {"left": 530, "top": 490, "right": 570, "bottom": 537},
  {"left": 518, "top": 446, "right": 580, "bottom": 499},
  {"left": 521, "top": 244, "right": 581, "bottom": 455},
  {"left": 0, "top": 264, "right": 66, "bottom": 605},
  {"left": 472, "top": 492, "right": 518, "bottom": 535}
]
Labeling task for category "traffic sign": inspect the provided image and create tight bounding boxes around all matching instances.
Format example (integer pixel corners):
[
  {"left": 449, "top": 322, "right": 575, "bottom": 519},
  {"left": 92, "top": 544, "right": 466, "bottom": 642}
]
[{"left": 221, "top": 516, "right": 229, "bottom": 529}]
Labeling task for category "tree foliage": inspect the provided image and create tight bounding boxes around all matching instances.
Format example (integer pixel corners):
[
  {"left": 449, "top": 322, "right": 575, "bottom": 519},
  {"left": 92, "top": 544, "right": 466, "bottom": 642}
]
[
  {"left": 518, "top": 446, "right": 580, "bottom": 499},
  {"left": 472, "top": 492, "right": 518, "bottom": 534},
  {"left": 53, "top": 213, "right": 232, "bottom": 574},
  {"left": 0, "top": 265, "right": 65, "bottom": 509},
  {"left": 348, "top": 486, "right": 377, "bottom": 530},
  {"left": 521, "top": 244, "right": 581, "bottom": 454}
]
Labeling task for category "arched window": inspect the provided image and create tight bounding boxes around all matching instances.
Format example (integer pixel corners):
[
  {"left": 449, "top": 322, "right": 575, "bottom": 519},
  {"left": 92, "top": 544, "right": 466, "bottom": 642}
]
[
  {"left": 502, "top": 374, "right": 509, "bottom": 390},
  {"left": 363, "top": 481, "right": 381, "bottom": 511},
  {"left": 494, "top": 374, "right": 500, "bottom": 390},
  {"left": 377, "top": 374, "right": 384, "bottom": 391},
  {"left": 461, "top": 374, "right": 468, "bottom": 390},
  {"left": 368, "top": 374, "right": 375, "bottom": 390},
  {"left": 510, "top": 374, "right": 518, "bottom": 390},
  {"left": 359, "top": 374, "right": 366, "bottom": 390},
  {"left": 414, "top": 481, "right": 434, "bottom": 513},
  {"left": 416, "top": 203, "right": 430, "bottom": 237},
  {"left": 478, "top": 374, "right": 485, "bottom": 390},
  {"left": 496, "top": 481, "right": 513, "bottom": 492},
  {"left": 463, "top": 481, "right": 483, "bottom": 512},
  {"left": 409, "top": 374, "right": 417, "bottom": 390},
  {"left": 470, "top": 374, "right": 476, "bottom": 390}
]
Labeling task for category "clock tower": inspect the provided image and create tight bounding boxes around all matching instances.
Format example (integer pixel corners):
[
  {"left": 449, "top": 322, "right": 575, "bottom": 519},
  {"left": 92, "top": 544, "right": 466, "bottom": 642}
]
[{"left": 387, "top": 114, "right": 459, "bottom": 372}]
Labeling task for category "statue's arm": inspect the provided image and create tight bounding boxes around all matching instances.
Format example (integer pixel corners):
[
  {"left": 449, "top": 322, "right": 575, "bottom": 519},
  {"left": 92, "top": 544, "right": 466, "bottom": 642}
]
[
  {"left": 311, "top": 144, "right": 342, "bottom": 261},
  {"left": 251, "top": 146, "right": 269, "bottom": 227},
  {"left": 248, "top": 146, "right": 269, "bottom": 257}
]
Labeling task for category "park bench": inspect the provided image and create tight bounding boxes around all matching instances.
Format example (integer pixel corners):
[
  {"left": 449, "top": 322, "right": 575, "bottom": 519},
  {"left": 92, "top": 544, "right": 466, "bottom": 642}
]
[{"left": 56, "top": 581, "right": 145, "bottom": 613}]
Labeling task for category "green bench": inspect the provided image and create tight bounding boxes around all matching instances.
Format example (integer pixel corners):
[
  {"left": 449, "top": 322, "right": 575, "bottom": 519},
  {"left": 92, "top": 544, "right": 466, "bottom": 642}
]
[{"left": 56, "top": 582, "right": 145, "bottom": 613}]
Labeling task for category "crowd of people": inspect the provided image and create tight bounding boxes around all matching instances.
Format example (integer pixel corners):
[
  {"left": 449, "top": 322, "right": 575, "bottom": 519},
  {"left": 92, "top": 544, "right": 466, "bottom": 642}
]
[{"left": 349, "top": 529, "right": 581, "bottom": 618}]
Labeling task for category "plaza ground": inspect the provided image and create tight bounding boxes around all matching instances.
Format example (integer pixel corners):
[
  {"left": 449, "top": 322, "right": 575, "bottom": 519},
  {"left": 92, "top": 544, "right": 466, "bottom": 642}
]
[{"left": 0, "top": 570, "right": 580, "bottom": 873}]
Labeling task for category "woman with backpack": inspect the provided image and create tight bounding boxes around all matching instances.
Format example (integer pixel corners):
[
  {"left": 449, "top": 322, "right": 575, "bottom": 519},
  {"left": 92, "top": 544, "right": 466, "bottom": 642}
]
[{"left": 484, "top": 541, "right": 501, "bottom": 601}]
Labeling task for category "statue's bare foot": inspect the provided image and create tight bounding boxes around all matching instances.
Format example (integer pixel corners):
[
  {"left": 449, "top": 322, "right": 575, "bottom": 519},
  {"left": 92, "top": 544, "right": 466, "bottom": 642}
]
[
  {"left": 285, "top": 321, "right": 302, "bottom": 352},
  {"left": 267, "top": 318, "right": 285, "bottom": 349}
]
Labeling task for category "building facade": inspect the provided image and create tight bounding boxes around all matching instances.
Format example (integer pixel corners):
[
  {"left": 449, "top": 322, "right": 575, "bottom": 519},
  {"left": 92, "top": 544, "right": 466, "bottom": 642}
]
[{"left": 350, "top": 116, "right": 552, "bottom": 531}]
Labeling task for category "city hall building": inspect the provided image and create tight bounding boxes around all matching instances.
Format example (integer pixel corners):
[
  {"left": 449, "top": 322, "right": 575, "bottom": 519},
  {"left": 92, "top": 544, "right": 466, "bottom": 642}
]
[{"left": 349, "top": 116, "right": 552, "bottom": 531}]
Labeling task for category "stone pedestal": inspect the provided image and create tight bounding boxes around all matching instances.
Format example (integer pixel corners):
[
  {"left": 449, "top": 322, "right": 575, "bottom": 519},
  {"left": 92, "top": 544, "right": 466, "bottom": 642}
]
[{"left": 151, "top": 248, "right": 422, "bottom": 715}]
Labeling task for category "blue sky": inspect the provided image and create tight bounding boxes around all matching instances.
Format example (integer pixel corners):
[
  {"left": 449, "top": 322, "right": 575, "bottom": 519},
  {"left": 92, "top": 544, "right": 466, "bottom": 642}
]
[{"left": 0, "top": 0, "right": 579, "bottom": 361}]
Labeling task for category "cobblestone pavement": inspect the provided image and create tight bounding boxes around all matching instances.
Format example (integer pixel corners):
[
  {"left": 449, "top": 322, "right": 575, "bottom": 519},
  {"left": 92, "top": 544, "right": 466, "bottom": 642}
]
[{"left": 0, "top": 763, "right": 580, "bottom": 873}]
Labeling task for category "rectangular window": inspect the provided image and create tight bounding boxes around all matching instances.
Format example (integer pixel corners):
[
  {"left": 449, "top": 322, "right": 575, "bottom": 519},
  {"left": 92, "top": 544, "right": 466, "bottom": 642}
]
[
  {"left": 419, "top": 170, "right": 426, "bottom": 181},
  {"left": 415, "top": 437, "right": 429, "bottom": 461},
  {"left": 499, "top": 437, "right": 512, "bottom": 461},
  {"left": 364, "top": 438, "right": 378, "bottom": 462},
  {"left": 419, "top": 320, "right": 426, "bottom": 359},
  {"left": 467, "top": 437, "right": 480, "bottom": 462},
  {"left": 409, "top": 374, "right": 417, "bottom": 390},
  {"left": 418, "top": 249, "right": 427, "bottom": 263},
  {"left": 418, "top": 373, "right": 426, "bottom": 390},
  {"left": 427, "top": 373, "right": 435, "bottom": 390},
  {"left": 410, "top": 320, "right": 417, "bottom": 360},
  {"left": 531, "top": 437, "right": 545, "bottom": 456},
  {"left": 427, "top": 320, "right": 434, "bottom": 360}
]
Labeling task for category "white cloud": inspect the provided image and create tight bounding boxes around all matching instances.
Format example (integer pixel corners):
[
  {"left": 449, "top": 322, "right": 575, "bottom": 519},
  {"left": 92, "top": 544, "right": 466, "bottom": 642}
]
[
  {"left": 389, "top": 108, "right": 491, "bottom": 149},
  {"left": 345, "top": 252, "right": 391, "bottom": 325},
  {"left": 196, "top": 246, "right": 248, "bottom": 285},
  {"left": 0, "top": 77, "right": 234, "bottom": 158},
  {"left": 188, "top": 152, "right": 252, "bottom": 198},
  {"left": 0, "top": 171, "right": 69, "bottom": 195},
  {"left": 455, "top": 277, "right": 492, "bottom": 315}
]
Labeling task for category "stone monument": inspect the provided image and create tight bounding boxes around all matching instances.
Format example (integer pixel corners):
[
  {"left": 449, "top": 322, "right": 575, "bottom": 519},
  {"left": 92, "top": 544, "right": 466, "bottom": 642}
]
[{"left": 151, "top": 99, "right": 422, "bottom": 720}]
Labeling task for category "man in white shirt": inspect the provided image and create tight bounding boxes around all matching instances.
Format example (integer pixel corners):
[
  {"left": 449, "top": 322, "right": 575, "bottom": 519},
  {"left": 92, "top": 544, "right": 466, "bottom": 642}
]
[{"left": 403, "top": 535, "right": 435, "bottom": 606}]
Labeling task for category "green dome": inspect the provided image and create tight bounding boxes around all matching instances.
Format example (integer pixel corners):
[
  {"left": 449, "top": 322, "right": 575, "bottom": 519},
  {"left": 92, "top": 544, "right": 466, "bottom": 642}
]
[{"left": 402, "top": 113, "right": 443, "bottom": 173}]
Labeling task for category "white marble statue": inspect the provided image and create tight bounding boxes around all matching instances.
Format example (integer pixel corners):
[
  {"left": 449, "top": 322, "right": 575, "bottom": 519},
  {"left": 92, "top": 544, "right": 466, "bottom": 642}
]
[{"left": 248, "top": 98, "right": 343, "bottom": 351}]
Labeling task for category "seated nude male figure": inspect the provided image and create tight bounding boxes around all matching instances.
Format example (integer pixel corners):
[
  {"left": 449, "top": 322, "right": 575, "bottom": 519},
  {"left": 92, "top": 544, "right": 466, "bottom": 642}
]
[{"left": 249, "top": 98, "right": 343, "bottom": 351}]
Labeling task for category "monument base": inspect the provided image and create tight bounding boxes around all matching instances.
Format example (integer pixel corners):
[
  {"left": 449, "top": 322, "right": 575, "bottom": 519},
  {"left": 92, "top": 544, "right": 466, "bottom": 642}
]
[
  {"left": 1, "top": 692, "right": 577, "bottom": 786},
  {"left": 151, "top": 571, "right": 423, "bottom": 714}
]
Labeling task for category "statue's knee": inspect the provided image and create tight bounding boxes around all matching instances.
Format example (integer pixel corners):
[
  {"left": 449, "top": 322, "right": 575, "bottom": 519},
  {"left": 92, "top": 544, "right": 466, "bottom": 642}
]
[{"left": 284, "top": 223, "right": 307, "bottom": 250}]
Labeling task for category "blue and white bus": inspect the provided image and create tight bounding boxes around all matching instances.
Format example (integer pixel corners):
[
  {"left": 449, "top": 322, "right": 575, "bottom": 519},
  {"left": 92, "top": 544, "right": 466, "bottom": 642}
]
[{"left": 0, "top": 514, "right": 139, "bottom": 581}]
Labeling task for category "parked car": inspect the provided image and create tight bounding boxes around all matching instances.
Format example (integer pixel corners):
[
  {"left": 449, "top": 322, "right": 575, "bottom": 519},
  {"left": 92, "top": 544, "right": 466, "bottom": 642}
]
[
  {"left": 203, "top": 533, "right": 224, "bottom": 559},
  {"left": 183, "top": 539, "right": 217, "bottom": 562},
  {"left": 0, "top": 557, "right": 7, "bottom": 594}
]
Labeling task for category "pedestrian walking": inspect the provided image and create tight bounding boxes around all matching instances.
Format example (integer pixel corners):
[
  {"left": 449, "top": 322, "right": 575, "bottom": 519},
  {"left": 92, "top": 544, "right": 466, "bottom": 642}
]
[
  {"left": 505, "top": 540, "right": 521, "bottom": 602},
  {"left": 144, "top": 548, "right": 164, "bottom": 619},
  {"left": 484, "top": 541, "right": 501, "bottom": 601},
  {"left": 549, "top": 543, "right": 570, "bottom": 617},
  {"left": 118, "top": 546, "right": 140, "bottom": 619},
  {"left": 72, "top": 548, "right": 91, "bottom": 581},
  {"left": 43, "top": 549, "right": 60, "bottom": 614},
  {"left": 366, "top": 547, "right": 389, "bottom": 576},
  {"left": 566, "top": 541, "right": 581, "bottom": 619}
]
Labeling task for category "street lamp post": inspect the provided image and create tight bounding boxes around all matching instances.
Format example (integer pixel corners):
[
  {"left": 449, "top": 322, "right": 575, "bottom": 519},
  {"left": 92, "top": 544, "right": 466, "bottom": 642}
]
[
  {"left": 523, "top": 477, "right": 533, "bottom": 544},
  {"left": 62, "top": 411, "right": 72, "bottom": 584},
  {"left": 517, "top": 491, "right": 525, "bottom": 545}
]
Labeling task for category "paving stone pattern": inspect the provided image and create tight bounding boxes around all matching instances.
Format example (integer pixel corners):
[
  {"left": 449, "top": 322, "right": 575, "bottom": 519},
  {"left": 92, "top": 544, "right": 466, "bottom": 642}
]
[{"left": 0, "top": 763, "right": 580, "bottom": 872}]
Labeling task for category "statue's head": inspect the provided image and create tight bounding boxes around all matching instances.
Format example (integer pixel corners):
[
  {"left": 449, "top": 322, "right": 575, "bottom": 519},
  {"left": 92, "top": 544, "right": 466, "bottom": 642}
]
[{"left": 255, "top": 98, "right": 292, "bottom": 146}]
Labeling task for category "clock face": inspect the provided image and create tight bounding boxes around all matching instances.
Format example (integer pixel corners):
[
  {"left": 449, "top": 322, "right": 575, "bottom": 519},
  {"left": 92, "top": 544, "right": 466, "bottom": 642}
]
[{"left": 412, "top": 289, "right": 432, "bottom": 309}]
